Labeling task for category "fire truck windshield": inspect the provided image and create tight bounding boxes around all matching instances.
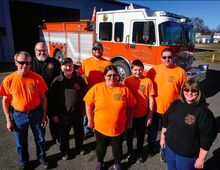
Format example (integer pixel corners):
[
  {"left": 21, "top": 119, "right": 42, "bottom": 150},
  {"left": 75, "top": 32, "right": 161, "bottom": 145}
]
[{"left": 159, "top": 21, "right": 194, "bottom": 46}]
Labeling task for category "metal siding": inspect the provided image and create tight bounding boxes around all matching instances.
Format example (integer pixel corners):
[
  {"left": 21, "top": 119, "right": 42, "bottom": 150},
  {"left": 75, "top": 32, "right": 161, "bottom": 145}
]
[
  {"left": 80, "top": 33, "right": 93, "bottom": 61},
  {"left": 49, "top": 32, "right": 66, "bottom": 44},
  {"left": 66, "top": 32, "right": 78, "bottom": 63}
]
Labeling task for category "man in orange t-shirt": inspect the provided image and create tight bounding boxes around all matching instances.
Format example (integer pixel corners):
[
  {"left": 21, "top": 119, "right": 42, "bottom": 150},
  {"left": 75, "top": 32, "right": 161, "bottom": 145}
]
[
  {"left": 124, "top": 59, "right": 155, "bottom": 163},
  {"left": 146, "top": 48, "right": 187, "bottom": 156},
  {"left": 0, "top": 51, "right": 49, "bottom": 169},
  {"left": 78, "top": 41, "right": 112, "bottom": 138}
]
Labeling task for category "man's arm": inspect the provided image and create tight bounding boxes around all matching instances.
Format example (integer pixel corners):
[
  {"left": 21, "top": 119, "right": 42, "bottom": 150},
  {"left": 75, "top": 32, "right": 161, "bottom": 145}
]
[
  {"left": 2, "top": 96, "right": 14, "bottom": 132},
  {"left": 40, "top": 93, "right": 48, "bottom": 128}
]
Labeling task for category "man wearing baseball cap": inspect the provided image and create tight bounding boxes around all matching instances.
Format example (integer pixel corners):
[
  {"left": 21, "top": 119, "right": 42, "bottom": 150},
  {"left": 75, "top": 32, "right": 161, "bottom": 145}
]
[
  {"left": 50, "top": 58, "right": 88, "bottom": 160},
  {"left": 78, "top": 41, "right": 112, "bottom": 138}
]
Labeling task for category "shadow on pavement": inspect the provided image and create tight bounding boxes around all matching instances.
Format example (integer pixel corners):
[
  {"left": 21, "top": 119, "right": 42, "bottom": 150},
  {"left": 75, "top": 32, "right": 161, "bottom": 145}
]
[
  {"left": 201, "top": 69, "right": 220, "bottom": 98},
  {"left": 205, "top": 148, "right": 220, "bottom": 170}
]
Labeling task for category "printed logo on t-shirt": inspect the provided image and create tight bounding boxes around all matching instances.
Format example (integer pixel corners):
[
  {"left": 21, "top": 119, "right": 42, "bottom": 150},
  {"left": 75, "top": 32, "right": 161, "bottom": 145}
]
[
  {"left": 184, "top": 114, "right": 196, "bottom": 125},
  {"left": 113, "top": 93, "right": 123, "bottom": 101},
  {"left": 73, "top": 83, "right": 81, "bottom": 90},
  {"left": 168, "top": 75, "right": 175, "bottom": 83},
  {"left": 98, "top": 66, "right": 105, "bottom": 71},
  {"left": 27, "top": 83, "right": 35, "bottom": 91},
  {"left": 139, "top": 85, "right": 146, "bottom": 92},
  {"left": 47, "top": 63, "right": 54, "bottom": 69}
]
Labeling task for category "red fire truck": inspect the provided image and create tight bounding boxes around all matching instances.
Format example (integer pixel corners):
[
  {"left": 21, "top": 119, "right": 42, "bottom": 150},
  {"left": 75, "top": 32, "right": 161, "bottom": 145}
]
[{"left": 39, "top": 4, "right": 208, "bottom": 80}]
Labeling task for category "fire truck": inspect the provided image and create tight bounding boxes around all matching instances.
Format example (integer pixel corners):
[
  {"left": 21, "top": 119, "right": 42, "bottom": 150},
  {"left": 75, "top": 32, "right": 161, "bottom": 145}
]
[{"left": 39, "top": 4, "right": 208, "bottom": 80}]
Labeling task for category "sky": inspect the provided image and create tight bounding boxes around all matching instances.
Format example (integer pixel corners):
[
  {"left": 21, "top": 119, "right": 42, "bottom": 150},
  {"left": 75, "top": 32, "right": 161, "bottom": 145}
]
[{"left": 119, "top": 1, "right": 220, "bottom": 30}]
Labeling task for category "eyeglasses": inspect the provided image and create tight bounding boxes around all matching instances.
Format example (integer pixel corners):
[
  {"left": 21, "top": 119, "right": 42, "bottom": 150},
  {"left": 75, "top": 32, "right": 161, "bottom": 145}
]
[
  {"left": 162, "top": 56, "right": 173, "bottom": 60},
  {"left": 92, "top": 47, "right": 102, "bottom": 51},
  {"left": 183, "top": 88, "right": 198, "bottom": 93},
  {"left": 35, "top": 49, "right": 48, "bottom": 53},
  {"left": 16, "top": 60, "right": 32, "bottom": 66},
  {"left": 106, "top": 74, "right": 118, "bottom": 78}
]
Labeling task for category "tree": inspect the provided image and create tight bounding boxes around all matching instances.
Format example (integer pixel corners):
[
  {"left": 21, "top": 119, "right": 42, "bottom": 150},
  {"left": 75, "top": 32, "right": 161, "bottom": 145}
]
[{"left": 192, "top": 17, "right": 211, "bottom": 34}]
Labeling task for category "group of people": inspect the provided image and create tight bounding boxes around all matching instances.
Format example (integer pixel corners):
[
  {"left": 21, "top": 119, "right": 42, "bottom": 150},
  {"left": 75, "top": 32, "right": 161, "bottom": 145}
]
[{"left": 0, "top": 41, "right": 217, "bottom": 170}]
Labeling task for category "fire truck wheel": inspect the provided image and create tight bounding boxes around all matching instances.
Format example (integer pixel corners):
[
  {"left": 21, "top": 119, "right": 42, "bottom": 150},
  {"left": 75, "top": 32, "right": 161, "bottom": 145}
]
[
  {"left": 54, "top": 51, "right": 64, "bottom": 63},
  {"left": 114, "top": 60, "right": 131, "bottom": 80}
]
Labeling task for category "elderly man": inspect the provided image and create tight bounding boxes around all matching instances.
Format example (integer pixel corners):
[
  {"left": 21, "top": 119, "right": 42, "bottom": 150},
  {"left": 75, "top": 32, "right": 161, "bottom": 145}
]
[
  {"left": 31, "top": 42, "right": 61, "bottom": 144},
  {"left": 0, "top": 51, "right": 49, "bottom": 169}
]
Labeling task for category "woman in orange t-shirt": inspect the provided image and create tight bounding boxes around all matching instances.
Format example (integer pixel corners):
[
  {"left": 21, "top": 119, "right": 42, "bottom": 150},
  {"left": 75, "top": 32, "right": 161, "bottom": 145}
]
[{"left": 84, "top": 65, "right": 136, "bottom": 170}]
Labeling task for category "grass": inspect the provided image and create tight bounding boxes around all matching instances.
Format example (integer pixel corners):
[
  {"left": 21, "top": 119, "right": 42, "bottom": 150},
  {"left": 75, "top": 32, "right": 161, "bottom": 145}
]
[{"left": 194, "top": 43, "right": 220, "bottom": 63}]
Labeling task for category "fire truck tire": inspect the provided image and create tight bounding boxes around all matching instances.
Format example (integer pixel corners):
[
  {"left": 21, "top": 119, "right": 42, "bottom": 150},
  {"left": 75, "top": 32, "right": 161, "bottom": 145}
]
[
  {"left": 114, "top": 60, "right": 131, "bottom": 80},
  {"left": 54, "top": 51, "right": 64, "bottom": 63}
]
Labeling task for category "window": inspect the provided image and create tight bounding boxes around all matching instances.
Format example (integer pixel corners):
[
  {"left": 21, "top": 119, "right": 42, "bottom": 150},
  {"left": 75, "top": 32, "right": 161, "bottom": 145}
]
[
  {"left": 114, "top": 22, "right": 124, "bottom": 42},
  {"left": 159, "top": 22, "right": 183, "bottom": 45},
  {"left": 132, "top": 21, "right": 155, "bottom": 45},
  {"left": 99, "top": 22, "right": 112, "bottom": 41}
]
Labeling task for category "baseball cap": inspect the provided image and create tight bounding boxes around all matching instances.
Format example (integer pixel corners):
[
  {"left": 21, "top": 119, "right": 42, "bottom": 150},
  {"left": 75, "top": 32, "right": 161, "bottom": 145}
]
[
  {"left": 61, "top": 58, "right": 73, "bottom": 65},
  {"left": 93, "top": 41, "right": 103, "bottom": 50}
]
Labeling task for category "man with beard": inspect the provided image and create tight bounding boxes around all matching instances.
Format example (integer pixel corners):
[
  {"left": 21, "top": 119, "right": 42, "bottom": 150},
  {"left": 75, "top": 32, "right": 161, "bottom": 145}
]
[{"left": 31, "top": 42, "right": 61, "bottom": 144}]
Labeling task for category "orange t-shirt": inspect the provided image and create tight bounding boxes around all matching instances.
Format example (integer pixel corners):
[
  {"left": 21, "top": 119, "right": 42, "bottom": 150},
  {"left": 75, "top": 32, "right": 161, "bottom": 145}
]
[
  {"left": 124, "top": 76, "right": 155, "bottom": 118},
  {"left": 0, "top": 71, "right": 48, "bottom": 111},
  {"left": 83, "top": 82, "right": 136, "bottom": 137},
  {"left": 78, "top": 57, "right": 112, "bottom": 88},
  {"left": 146, "top": 64, "right": 187, "bottom": 114}
]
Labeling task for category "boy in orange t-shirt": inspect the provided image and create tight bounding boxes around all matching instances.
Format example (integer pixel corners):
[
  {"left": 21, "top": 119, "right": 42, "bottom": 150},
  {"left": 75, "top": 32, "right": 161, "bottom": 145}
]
[{"left": 124, "top": 59, "right": 155, "bottom": 163}]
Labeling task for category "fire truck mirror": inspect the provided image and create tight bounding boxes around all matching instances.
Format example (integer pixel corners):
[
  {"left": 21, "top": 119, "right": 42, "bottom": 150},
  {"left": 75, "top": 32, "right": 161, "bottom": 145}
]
[{"left": 143, "top": 22, "right": 150, "bottom": 42}]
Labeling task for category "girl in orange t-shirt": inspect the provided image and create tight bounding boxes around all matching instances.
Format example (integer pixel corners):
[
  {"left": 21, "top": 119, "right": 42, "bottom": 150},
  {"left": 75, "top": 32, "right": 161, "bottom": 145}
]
[{"left": 84, "top": 65, "right": 136, "bottom": 170}]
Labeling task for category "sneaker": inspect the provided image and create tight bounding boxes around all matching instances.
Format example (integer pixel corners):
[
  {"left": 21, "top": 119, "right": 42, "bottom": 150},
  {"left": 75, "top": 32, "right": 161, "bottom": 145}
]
[
  {"left": 126, "top": 153, "right": 135, "bottom": 162},
  {"left": 136, "top": 155, "right": 145, "bottom": 163},
  {"left": 62, "top": 154, "right": 69, "bottom": 160},
  {"left": 96, "top": 162, "right": 105, "bottom": 170},
  {"left": 18, "top": 165, "right": 25, "bottom": 170},
  {"left": 39, "top": 159, "right": 49, "bottom": 169},
  {"left": 113, "top": 163, "right": 122, "bottom": 170},
  {"left": 160, "top": 148, "right": 166, "bottom": 163},
  {"left": 80, "top": 149, "right": 87, "bottom": 155}
]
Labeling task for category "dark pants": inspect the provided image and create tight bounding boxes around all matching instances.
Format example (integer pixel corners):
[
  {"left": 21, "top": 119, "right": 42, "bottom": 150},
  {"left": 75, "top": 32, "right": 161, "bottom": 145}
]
[
  {"left": 147, "top": 112, "right": 164, "bottom": 147},
  {"left": 59, "top": 113, "right": 84, "bottom": 154},
  {"left": 126, "top": 115, "right": 146, "bottom": 154},
  {"left": 12, "top": 106, "right": 46, "bottom": 165},
  {"left": 48, "top": 116, "right": 59, "bottom": 140},
  {"left": 95, "top": 130, "right": 124, "bottom": 164}
]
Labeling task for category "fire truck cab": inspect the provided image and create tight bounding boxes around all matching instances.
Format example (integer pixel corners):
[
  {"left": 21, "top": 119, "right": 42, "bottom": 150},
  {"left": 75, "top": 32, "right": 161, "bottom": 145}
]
[{"left": 40, "top": 4, "right": 208, "bottom": 81}]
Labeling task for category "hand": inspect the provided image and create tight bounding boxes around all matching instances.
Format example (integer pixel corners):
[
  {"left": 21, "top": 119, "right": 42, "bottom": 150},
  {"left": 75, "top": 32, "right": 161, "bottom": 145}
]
[
  {"left": 87, "top": 120, "right": 94, "bottom": 129},
  {"left": 41, "top": 115, "right": 48, "bottom": 128},
  {"left": 52, "top": 115, "right": 59, "bottom": 123},
  {"left": 7, "top": 121, "right": 14, "bottom": 132},
  {"left": 160, "top": 138, "right": 166, "bottom": 149},
  {"left": 145, "top": 117, "right": 152, "bottom": 127},
  {"left": 194, "top": 157, "right": 205, "bottom": 169}
]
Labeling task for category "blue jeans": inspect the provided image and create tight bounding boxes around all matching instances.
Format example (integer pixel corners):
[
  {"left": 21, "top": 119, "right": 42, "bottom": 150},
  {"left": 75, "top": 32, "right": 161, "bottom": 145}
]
[
  {"left": 165, "top": 146, "right": 196, "bottom": 170},
  {"left": 12, "top": 106, "right": 46, "bottom": 165}
]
